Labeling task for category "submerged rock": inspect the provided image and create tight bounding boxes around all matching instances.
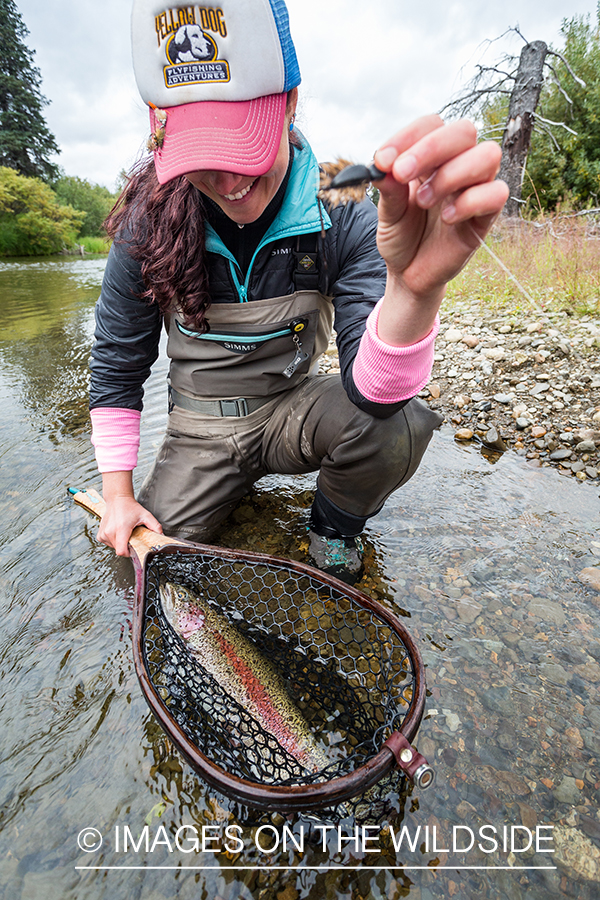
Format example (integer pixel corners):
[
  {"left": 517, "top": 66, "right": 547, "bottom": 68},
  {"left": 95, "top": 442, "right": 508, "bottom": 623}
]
[
  {"left": 580, "top": 567, "right": 600, "bottom": 593},
  {"left": 554, "top": 825, "right": 600, "bottom": 883}
]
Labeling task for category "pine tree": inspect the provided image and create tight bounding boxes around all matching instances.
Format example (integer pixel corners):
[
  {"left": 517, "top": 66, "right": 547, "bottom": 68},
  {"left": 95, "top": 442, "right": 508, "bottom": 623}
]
[{"left": 0, "top": 0, "right": 59, "bottom": 181}]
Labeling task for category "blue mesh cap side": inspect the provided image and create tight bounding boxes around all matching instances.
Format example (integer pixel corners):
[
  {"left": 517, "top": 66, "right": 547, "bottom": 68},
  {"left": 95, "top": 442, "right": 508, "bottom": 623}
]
[{"left": 267, "top": 0, "right": 301, "bottom": 91}]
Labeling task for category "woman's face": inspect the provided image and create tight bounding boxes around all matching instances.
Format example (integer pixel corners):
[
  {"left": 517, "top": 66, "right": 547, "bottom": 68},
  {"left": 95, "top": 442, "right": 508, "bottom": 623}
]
[{"left": 185, "top": 94, "right": 297, "bottom": 225}]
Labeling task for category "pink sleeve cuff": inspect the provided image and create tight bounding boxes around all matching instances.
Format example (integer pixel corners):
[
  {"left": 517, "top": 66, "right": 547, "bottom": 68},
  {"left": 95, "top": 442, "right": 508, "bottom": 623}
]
[
  {"left": 352, "top": 300, "right": 440, "bottom": 403},
  {"left": 90, "top": 408, "right": 141, "bottom": 473}
]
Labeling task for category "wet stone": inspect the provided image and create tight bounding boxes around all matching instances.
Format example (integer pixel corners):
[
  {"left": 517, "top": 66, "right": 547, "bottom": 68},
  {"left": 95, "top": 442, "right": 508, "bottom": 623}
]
[
  {"left": 576, "top": 440, "right": 596, "bottom": 453},
  {"left": 553, "top": 825, "right": 600, "bottom": 883},
  {"left": 583, "top": 728, "right": 600, "bottom": 755},
  {"left": 585, "top": 705, "right": 600, "bottom": 731},
  {"left": 539, "top": 661, "right": 569, "bottom": 685},
  {"left": 580, "top": 814, "right": 600, "bottom": 846},
  {"left": 579, "top": 567, "right": 600, "bottom": 592},
  {"left": 455, "top": 597, "right": 483, "bottom": 623},
  {"left": 483, "top": 426, "right": 507, "bottom": 451},
  {"left": 481, "top": 686, "right": 513, "bottom": 716},
  {"left": 528, "top": 598, "right": 566, "bottom": 626},
  {"left": 549, "top": 448, "right": 573, "bottom": 461},
  {"left": 454, "top": 428, "right": 474, "bottom": 441},
  {"left": 553, "top": 776, "right": 582, "bottom": 805},
  {"left": 515, "top": 417, "right": 530, "bottom": 430}
]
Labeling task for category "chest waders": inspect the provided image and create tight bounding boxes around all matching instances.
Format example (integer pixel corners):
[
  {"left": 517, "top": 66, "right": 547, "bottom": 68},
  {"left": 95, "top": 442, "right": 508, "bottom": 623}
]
[{"left": 137, "top": 262, "right": 442, "bottom": 542}]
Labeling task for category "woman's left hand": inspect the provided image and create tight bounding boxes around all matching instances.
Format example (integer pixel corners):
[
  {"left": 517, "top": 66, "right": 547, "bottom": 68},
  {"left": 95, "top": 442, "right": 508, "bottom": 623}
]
[{"left": 373, "top": 115, "right": 509, "bottom": 345}]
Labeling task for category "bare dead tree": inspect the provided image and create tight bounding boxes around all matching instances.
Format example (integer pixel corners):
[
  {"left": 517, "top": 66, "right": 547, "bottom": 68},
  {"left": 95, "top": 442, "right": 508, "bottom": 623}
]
[
  {"left": 498, "top": 41, "right": 547, "bottom": 216},
  {"left": 440, "top": 28, "right": 584, "bottom": 217}
]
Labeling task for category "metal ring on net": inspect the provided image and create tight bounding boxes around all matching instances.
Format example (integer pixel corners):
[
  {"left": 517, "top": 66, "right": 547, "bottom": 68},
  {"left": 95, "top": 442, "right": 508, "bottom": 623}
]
[{"left": 70, "top": 487, "right": 434, "bottom": 814}]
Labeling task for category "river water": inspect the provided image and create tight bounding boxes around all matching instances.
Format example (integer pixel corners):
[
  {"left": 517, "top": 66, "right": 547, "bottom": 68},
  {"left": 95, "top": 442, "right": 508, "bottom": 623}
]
[{"left": 0, "top": 257, "right": 599, "bottom": 900}]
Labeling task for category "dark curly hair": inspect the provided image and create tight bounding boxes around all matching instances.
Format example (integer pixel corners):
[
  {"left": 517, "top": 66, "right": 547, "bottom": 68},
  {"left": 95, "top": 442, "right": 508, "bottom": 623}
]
[
  {"left": 105, "top": 93, "right": 300, "bottom": 334},
  {"left": 105, "top": 161, "right": 212, "bottom": 332}
]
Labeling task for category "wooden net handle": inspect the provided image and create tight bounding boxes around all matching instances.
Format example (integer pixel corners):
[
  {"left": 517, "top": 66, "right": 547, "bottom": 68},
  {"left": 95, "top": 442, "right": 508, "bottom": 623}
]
[{"left": 68, "top": 487, "right": 183, "bottom": 566}]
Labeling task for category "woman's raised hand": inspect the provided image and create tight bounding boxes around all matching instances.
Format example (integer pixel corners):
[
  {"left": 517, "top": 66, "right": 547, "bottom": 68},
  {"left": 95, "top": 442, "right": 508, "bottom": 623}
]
[{"left": 372, "top": 115, "right": 509, "bottom": 347}]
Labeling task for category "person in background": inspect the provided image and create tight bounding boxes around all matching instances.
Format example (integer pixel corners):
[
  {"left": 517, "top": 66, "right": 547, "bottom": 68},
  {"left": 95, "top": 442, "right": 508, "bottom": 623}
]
[{"left": 90, "top": 0, "right": 508, "bottom": 582}]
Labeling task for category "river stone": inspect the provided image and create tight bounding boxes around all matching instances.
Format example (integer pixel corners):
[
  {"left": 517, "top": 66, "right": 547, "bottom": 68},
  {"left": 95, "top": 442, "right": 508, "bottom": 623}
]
[
  {"left": 575, "top": 660, "right": 600, "bottom": 683},
  {"left": 483, "top": 426, "right": 507, "bottom": 451},
  {"left": 482, "top": 347, "right": 505, "bottom": 360},
  {"left": 454, "top": 429, "right": 474, "bottom": 441},
  {"left": 550, "top": 448, "right": 573, "bottom": 461},
  {"left": 576, "top": 440, "right": 596, "bottom": 453},
  {"left": 573, "top": 428, "right": 600, "bottom": 444},
  {"left": 530, "top": 382, "right": 550, "bottom": 395},
  {"left": 553, "top": 825, "right": 600, "bottom": 883},
  {"left": 445, "top": 328, "right": 463, "bottom": 342},
  {"left": 585, "top": 705, "right": 600, "bottom": 731},
  {"left": 553, "top": 776, "right": 582, "bottom": 805},
  {"left": 481, "top": 686, "right": 513, "bottom": 716},
  {"left": 579, "top": 814, "right": 600, "bottom": 846},
  {"left": 539, "top": 661, "right": 569, "bottom": 685},
  {"left": 444, "top": 712, "right": 461, "bottom": 732},
  {"left": 455, "top": 597, "right": 483, "bottom": 623},
  {"left": 579, "top": 567, "right": 600, "bottom": 592},
  {"left": 582, "top": 728, "right": 600, "bottom": 755},
  {"left": 493, "top": 393, "right": 513, "bottom": 404},
  {"left": 515, "top": 417, "right": 530, "bottom": 430},
  {"left": 528, "top": 599, "right": 566, "bottom": 625}
]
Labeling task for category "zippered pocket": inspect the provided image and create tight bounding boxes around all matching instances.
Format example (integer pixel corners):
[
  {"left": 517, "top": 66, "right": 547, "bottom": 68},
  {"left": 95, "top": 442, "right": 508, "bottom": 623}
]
[
  {"left": 175, "top": 316, "right": 308, "bottom": 351},
  {"left": 176, "top": 316, "right": 311, "bottom": 376}
]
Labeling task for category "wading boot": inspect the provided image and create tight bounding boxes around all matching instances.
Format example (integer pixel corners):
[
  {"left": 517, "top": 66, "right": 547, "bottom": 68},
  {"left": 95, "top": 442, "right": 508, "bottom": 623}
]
[{"left": 307, "top": 529, "right": 363, "bottom": 585}]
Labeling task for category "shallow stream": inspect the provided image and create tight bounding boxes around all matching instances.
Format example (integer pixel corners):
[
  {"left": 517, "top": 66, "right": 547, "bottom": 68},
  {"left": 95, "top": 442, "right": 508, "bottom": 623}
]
[{"left": 0, "top": 258, "right": 599, "bottom": 900}]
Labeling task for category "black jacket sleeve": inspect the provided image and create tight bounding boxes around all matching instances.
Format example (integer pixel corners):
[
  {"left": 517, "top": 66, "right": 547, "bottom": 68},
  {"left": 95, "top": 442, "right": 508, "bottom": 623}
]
[
  {"left": 324, "top": 197, "right": 412, "bottom": 419},
  {"left": 89, "top": 240, "right": 162, "bottom": 411}
]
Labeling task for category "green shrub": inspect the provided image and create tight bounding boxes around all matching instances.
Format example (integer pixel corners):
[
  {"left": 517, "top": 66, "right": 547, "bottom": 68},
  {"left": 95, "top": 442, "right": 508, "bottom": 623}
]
[
  {"left": 0, "top": 166, "right": 84, "bottom": 255},
  {"left": 78, "top": 235, "right": 111, "bottom": 254},
  {"left": 52, "top": 175, "right": 116, "bottom": 237}
]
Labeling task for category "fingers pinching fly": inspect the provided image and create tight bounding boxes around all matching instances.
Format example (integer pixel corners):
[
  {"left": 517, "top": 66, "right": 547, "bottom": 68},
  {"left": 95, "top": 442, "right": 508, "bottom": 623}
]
[
  {"left": 373, "top": 117, "right": 507, "bottom": 230},
  {"left": 374, "top": 117, "right": 478, "bottom": 187}
]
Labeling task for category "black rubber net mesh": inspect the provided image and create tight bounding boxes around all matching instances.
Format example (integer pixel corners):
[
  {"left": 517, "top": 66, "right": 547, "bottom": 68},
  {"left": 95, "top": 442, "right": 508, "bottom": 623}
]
[{"left": 143, "top": 550, "right": 417, "bottom": 816}]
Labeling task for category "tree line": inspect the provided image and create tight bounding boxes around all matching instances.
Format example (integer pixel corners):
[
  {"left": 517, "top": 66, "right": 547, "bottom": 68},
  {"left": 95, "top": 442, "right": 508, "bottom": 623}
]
[
  {"left": 0, "top": 0, "right": 116, "bottom": 255},
  {"left": 1, "top": 1, "right": 599, "bottom": 256}
]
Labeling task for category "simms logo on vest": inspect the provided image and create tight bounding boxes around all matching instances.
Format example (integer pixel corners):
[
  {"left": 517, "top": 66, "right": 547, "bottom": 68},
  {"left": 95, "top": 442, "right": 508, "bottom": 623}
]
[
  {"left": 155, "top": 6, "right": 230, "bottom": 88},
  {"left": 222, "top": 342, "right": 258, "bottom": 354}
]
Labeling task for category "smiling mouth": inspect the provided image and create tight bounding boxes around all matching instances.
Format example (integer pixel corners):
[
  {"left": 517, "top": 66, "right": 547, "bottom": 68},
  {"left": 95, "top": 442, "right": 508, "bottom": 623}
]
[{"left": 223, "top": 180, "right": 257, "bottom": 201}]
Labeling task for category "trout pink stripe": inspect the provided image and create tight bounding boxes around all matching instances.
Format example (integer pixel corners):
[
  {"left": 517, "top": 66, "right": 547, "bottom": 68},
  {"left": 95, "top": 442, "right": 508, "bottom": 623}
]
[{"left": 210, "top": 628, "right": 312, "bottom": 766}]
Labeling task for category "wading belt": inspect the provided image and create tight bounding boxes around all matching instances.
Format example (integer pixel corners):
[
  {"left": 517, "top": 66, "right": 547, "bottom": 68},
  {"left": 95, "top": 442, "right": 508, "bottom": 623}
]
[{"left": 168, "top": 387, "right": 272, "bottom": 417}]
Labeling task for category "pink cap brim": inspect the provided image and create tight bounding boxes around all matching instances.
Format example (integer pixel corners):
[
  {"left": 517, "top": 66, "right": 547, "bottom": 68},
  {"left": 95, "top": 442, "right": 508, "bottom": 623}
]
[{"left": 150, "top": 92, "right": 288, "bottom": 184}]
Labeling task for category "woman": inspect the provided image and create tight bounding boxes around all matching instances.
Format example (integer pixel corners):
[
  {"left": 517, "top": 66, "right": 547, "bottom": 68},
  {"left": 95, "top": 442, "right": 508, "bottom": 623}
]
[{"left": 90, "top": 0, "right": 508, "bottom": 581}]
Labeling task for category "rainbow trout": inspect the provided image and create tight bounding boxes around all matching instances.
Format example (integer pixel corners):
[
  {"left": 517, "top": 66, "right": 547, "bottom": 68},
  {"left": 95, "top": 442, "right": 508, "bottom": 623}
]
[{"left": 159, "top": 581, "right": 330, "bottom": 776}]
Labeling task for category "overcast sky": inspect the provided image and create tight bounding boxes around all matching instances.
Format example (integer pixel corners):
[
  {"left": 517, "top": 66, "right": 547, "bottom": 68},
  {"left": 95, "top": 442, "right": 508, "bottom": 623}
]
[{"left": 16, "top": 0, "right": 598, "bottom": 189}]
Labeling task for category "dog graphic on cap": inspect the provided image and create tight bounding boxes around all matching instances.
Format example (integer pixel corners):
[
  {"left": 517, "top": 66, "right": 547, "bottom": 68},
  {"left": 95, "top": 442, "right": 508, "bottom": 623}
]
[{"left": 167, "top": 25, "right": 216, "bottom": 64}]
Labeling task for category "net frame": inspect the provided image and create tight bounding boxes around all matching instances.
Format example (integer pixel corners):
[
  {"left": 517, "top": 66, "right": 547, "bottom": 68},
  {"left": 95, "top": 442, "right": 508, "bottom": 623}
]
[{"left": 131, "top": 544, "right": 428, "bottom": 813}]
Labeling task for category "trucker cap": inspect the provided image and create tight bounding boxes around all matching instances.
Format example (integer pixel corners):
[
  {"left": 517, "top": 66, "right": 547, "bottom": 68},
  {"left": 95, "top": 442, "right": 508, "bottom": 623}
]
[{"left": 131, "top": 0, "right": 301, "bottom": 183}]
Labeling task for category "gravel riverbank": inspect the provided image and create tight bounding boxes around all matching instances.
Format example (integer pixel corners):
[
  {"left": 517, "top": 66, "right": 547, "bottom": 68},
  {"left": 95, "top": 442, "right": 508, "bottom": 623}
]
[{"left": 321, "top": 299, "right": 600, "bottom": 484}]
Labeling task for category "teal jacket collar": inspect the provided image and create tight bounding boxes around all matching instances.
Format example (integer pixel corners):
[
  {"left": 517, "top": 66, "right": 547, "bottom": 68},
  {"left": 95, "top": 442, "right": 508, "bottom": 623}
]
[{"left": 204, "top": 134, "right": 332, "bottom": 262}]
